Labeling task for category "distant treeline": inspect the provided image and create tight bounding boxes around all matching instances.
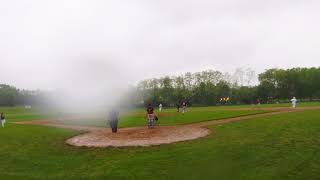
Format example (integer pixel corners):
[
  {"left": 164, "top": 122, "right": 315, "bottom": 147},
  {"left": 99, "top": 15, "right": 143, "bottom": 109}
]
[
  {"left": 1, "top": 67, "right": 320, "bottom": 107},
  {"left": 134, "top": 67, "right": 320, "bottom": 106},
  {"left": 0, "top": 84, "right": 45, "bottom": 106}
]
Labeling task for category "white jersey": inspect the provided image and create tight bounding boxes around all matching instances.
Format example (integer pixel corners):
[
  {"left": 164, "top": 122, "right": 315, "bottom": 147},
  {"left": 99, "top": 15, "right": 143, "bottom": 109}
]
[{"left": 291, "top": 98, "right": 297, "bottom": 108}]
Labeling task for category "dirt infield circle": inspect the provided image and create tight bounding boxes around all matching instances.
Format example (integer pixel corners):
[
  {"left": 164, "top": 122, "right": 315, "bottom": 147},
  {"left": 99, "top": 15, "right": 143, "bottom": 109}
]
[
  {"left": 67, "top": 126, "right": 210, "bottom": 147},
  {"left": 16, "top": 107, "right": 320, "bottom": 148}
]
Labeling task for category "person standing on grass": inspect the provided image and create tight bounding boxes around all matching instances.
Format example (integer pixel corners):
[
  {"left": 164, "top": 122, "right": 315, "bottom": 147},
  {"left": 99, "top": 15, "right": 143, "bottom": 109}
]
[
  {"left": 1, "top": 112, "right": 6, "bottom": 128},
  {"left": 109, "top": 109, "right": 119, "bottom": 133},
  {"left": 182, "top": 101, "right": 187, "bottom": 114},
  {"left": 291, "top": 97, "right": 297, "bottom": 108},
  {"left": 176, "top": 102, "right": 180, "bottom": 112},
  {"left": 146, "top": 104, "right": 155, "bottom": 128},
  {"left": 159, "top": 103, "right": 163, "bottom": 112}
]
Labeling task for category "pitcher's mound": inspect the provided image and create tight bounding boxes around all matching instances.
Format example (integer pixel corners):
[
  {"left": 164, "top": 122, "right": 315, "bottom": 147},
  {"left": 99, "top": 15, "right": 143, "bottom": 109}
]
[{"left": 66, "top": 125, "right": 210, "bottom": 147}]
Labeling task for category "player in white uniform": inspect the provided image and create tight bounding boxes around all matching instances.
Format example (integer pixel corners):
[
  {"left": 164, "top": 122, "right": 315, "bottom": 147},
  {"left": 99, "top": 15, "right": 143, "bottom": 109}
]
[
  {"left": 290, "top": 97, "right": 297, "bottom": 108},
  {"left": 1, "top": 112, "right": 6, "bottom": 128},
  {"left": 159, "top": 103, "right": 163, "bottom": 112}
]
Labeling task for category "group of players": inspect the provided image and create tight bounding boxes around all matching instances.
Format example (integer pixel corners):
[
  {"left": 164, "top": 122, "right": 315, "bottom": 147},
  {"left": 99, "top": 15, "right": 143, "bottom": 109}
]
[
  {"left": 147, "top": 101, "right": 188, "bottom": 129},
  {"left": 107, "top": 97, "right": 299, "bottom": 133},
  {"left": 0, "top": 98, "right": 298, "bottom": 131},
  {"left": 107, "top": 101, "right": 188, "bottom": 133}
]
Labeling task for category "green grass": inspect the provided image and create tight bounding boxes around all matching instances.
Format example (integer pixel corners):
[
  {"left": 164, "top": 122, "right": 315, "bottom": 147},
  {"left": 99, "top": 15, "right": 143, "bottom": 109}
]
[
  {"left": 196, "top": 101, "right": 320, "bottom": 109},
  {"left": 1, "top": 101, "right": 319, "bottom": 123},
  {"left": 0, "top": 106, "right": 47, "bottom": 122},
  {"left": 54, "top": 101, "right": 320, "bottom": 128},
  {"left": 52, "top": 108, "right": 268, "bottom": 128},
  {"left": 118, "top": 109, "right": 268, "bottom": 127},
  {"left": 0, "top": 106, "right": 320, "bottom": 179}
]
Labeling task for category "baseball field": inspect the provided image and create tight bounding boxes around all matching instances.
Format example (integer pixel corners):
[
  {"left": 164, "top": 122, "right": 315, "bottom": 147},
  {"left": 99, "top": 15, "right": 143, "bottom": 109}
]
[{"left": 1, "top": 103, "right": 320, "bottom": 179}]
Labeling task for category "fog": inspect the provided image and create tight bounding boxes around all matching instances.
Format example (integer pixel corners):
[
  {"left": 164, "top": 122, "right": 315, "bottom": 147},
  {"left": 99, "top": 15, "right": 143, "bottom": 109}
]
[{"left": 1, "top": 0, "right": 320, "bottom": 112}]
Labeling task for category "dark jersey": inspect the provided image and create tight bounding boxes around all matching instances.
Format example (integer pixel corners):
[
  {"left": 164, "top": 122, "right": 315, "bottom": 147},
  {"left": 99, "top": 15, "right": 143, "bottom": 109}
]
[
  {"left": 147, "top": 107, "right": 154, "bottom": 114},
  {"left": 1, "top": 113, "right": 5, "bottom": 120},
  {"left": 109, "top": 110, "right": 119, "bottom": 122}
]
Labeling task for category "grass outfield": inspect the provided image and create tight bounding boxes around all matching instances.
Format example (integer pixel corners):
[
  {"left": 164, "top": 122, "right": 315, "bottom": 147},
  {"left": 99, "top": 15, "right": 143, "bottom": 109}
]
[
  {"left": 0, "top": 106, "right": 320, "bottom": 179},
  {"left": 119, "top": 109, "right": 268, "bottom": 127},
  {"left": 53, "top": 101, "right": 320, "bottom": 128},
  {"left": 55, "top": 109, "right": 269, "bottom": 128},
  {"left": 191, "top": 101, "right": 320, "bottom": 109},
  {"left": 0, "top": 106, "right": 269, "bottom": 127},
  {"left": 0, "top": 106, "right": 47, "bottom": 122},
  {"left": 2, "top": 101, "right": 320, "bottom": 124}
]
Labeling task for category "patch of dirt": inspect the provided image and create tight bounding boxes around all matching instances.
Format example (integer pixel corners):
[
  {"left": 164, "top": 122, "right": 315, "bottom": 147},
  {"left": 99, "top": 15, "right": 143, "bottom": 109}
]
[
  {"left": 15, "top": 106, "right": 320, "bottom": 148},
  {"left": 16, "top": 120, "right": 210, "bottom": 147},
  {"left": 67, "top": 126, "right": 210, "bottom": 147}
]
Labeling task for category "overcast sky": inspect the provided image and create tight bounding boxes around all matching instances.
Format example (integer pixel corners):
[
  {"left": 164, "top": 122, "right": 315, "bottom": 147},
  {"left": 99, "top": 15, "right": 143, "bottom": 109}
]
[{"left": 1, "top": 0, "right": 319, "bottom": 90}]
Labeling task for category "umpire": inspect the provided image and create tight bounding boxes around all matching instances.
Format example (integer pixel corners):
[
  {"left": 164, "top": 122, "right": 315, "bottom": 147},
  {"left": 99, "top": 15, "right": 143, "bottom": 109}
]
[{"left": 108, "top": 109, "right": 119, "bottom": 133}]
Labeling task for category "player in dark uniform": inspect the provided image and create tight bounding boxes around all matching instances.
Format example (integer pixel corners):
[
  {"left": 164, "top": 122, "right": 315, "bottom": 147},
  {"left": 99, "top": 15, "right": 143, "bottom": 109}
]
[
  {"left": 176, "top": 102, "right": 180, "bottom": 112},
  {"left": 108, "top": 109, "right": 119, "bottom": 133},
  {"left": 181, "top": 101, "right": 187, "bottom": 114},
  {"left": 146, "top": 104, "right": 155, "bottom": 128}
]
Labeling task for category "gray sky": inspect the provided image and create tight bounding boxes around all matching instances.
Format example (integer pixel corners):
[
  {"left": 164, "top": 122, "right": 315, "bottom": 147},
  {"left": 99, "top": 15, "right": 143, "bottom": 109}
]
[{"left": 1, "top": 0, "right": 320, "bottom": 90}]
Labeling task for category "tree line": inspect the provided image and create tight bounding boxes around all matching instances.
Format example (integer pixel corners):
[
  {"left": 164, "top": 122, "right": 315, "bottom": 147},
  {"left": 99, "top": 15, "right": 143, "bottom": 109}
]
[
  {"left": 0, "top": 84, "right": 44, "bottom": 106},
  {"left": 258, "top": 68, "right": 320, "bottom": 101},
  {"left": 0, "top": 67, "right": 319, "bottom": 107},
  {"left": 135, "top": 67, "right": 320, "bottom": 106}
]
